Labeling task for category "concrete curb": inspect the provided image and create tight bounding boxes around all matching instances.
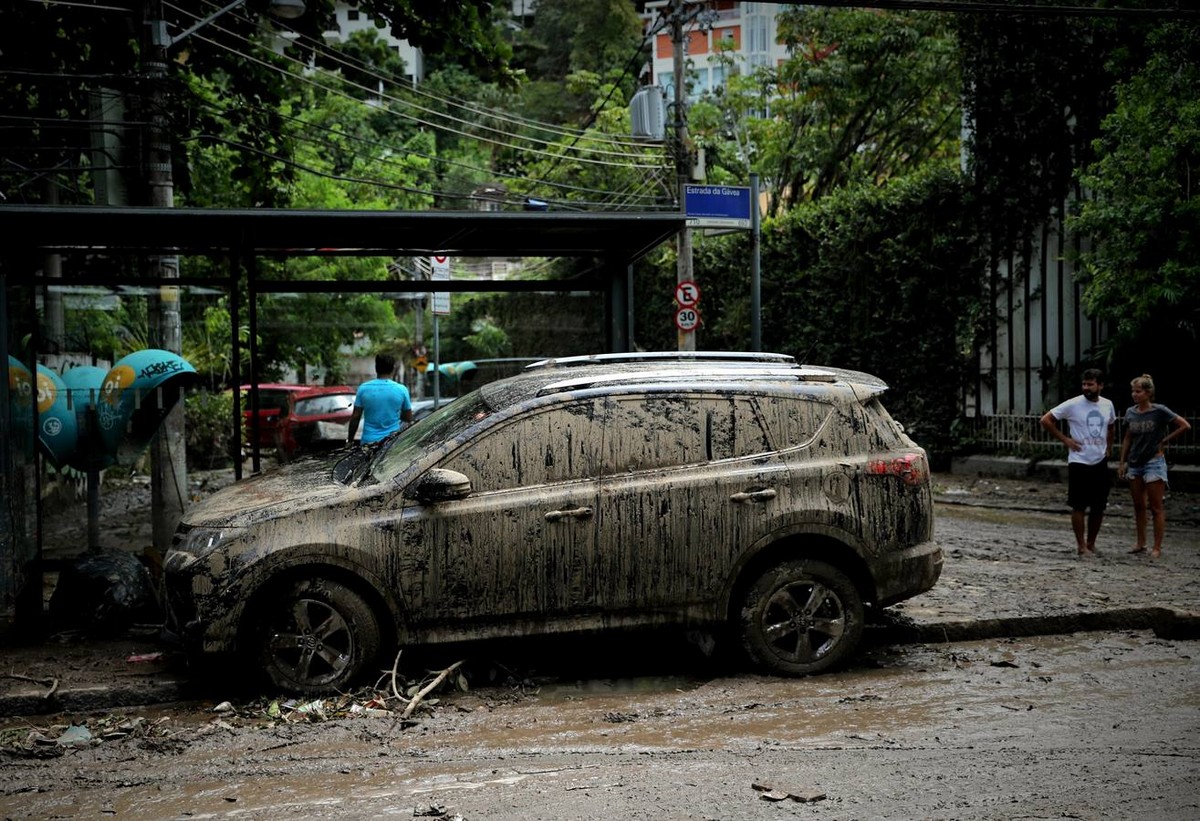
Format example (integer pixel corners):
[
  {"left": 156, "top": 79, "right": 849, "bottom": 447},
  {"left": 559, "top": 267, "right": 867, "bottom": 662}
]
[
  {"left": 867, "top": 607, "right": 1200, "bottom": 647},
  {"left": 0, "top": 676, "right": 196, "bottom": 718}
]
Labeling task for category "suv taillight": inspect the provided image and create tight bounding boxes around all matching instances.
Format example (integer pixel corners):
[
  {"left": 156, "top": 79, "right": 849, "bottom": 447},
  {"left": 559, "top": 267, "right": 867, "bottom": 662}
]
[{"left": 866, "top": 452, "right": 927, "bottom": 486}]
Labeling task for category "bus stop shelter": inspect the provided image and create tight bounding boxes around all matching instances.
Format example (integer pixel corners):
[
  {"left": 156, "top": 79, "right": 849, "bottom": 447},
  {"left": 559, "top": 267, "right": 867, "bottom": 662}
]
[{"left": 1, "top": 205, "right": 686, "bottom": 635}]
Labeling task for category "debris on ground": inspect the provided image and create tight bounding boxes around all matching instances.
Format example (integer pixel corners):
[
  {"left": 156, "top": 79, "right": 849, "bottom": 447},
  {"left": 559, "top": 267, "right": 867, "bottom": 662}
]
[
  {"left": 0, "top": 714, "right": 178, "bottom": 758},
  {"left": 48, "top": 550, "right": 159, "bottom": 636},
  {"left": 752, "top": 781, "right": 827, "bottom": 803}
]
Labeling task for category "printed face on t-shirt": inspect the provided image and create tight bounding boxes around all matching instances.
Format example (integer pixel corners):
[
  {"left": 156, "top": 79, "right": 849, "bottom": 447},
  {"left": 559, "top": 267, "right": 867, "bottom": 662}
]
[{"left": 1086, "top": 410, "right": 1105, "bottom": 440}]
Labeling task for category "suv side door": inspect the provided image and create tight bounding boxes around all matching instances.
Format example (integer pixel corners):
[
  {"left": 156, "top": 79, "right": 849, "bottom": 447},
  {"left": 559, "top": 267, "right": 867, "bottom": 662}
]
[
  {"left": 398, "top": 398, "right": 605, "bottom": 630},
  {"left": 594, "top": 393, "right": 783, "bottom": 615}
]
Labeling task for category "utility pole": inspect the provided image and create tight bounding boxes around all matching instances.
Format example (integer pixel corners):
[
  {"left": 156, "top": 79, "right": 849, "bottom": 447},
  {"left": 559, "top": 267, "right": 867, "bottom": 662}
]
[
  {"left": 670, "top": 0, "right": 696, "bottom": 352},
  {"left": 142, "top": 0, "right": 186, "bottom": 567}
]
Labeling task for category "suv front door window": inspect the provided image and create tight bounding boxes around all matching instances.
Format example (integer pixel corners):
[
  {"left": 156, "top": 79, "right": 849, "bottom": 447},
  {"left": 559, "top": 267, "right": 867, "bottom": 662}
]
[{"left": 398, "top": 399, "right": 605, "bottom": 627}]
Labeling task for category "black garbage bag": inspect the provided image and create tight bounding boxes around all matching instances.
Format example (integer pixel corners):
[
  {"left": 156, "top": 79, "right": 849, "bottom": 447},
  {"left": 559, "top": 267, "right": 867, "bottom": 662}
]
[{"left": 50, "top": 550, "right": 161, "bottom": 636}]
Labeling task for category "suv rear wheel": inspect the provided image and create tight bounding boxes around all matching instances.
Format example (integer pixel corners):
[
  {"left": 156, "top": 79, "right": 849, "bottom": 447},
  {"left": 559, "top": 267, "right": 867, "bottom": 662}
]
[
  {"left": 739, "top": 559, "right": 864, "bottom": 676},
  {"left": 252, "top": 577, "right": 381, "bottom": 694}
]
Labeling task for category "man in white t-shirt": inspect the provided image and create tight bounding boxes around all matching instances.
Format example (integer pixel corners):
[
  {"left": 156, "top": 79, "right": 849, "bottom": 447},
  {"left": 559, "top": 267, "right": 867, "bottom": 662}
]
[{"left": 1040, "top": 368, "right": 1116, "bottom": 556}]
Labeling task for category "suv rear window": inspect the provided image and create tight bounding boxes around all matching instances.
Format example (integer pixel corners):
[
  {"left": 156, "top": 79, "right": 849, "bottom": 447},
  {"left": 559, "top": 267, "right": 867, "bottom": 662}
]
[{"left": 756, "top": 394, "right": 835, "bottom": 450}]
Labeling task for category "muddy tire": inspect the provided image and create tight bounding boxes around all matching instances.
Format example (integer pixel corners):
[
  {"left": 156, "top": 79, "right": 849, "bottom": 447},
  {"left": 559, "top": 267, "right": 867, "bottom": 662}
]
[
  {"left": 739, "top": 559, "right": 864, "bottom": 676},
  {"left": 253, "top": 577, "right": 381, "bottom": 694}
]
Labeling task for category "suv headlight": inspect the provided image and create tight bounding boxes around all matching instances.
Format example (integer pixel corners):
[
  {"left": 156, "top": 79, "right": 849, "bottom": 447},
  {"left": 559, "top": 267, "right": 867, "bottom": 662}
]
[{"left": 174, "top": 526, "right": 233, "bottom": 558}]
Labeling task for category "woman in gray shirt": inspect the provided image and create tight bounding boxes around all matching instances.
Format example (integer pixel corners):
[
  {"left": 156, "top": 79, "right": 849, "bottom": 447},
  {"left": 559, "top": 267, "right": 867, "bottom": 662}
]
[{"left": 1118, "top": 374, "right": 1193, "bottom": 558}]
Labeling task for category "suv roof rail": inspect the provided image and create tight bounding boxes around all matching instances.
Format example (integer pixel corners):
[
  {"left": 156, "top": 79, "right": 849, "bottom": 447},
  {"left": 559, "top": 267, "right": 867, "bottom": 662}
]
[
  {"left": 535, "top": 367, "right": 837, "bottom": 396},
  {"left": 525, "top": 351, "right": 796, "bottom": 371}
]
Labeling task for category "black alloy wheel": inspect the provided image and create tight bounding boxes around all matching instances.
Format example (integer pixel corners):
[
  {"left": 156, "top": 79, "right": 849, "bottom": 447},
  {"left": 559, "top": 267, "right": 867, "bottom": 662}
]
[
  {"left": 254, "top": 577, "right": 381, "bottom": 694},
  {"left": 739, "top": 559, "right": 864, "bottom": 676}
]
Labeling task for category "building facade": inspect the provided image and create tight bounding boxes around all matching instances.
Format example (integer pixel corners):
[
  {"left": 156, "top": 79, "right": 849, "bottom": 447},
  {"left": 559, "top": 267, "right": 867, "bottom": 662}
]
[{"left": 642, "top": 1, "right": 788, "bottom": 101}]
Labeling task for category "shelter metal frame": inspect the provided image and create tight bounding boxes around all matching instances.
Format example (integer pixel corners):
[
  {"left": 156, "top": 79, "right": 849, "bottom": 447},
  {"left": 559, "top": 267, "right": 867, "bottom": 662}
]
[{"left": 2, "top": 204, "right": 685, "bottom": 472}]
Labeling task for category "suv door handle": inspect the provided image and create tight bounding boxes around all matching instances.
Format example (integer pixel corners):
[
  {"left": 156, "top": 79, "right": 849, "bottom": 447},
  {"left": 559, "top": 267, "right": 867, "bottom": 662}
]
[
  {"left": 545, "top": 506, "right": 594, "bottom": 522},
  {"left": 544, "top": 504, "right": 595, "bottom": 523},
  {"left": 730, "top": 489, "right": 777, "bottom": 503}
]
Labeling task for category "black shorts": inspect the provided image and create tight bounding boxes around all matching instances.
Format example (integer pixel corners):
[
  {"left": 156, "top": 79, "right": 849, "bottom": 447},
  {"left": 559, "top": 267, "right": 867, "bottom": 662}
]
[{"left": 1067, "top": 461, "right": 1112, "bottom": 512}]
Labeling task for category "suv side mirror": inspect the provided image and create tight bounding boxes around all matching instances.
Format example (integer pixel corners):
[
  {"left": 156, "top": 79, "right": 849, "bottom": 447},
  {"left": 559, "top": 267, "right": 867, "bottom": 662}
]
[{"left": 408, "top": 468, "right": 472, "bottom": 504}]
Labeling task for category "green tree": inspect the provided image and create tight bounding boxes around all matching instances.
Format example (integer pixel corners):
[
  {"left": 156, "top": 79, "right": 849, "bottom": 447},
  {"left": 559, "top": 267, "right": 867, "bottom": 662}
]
[
  {"left": 689, "top": 8, "right": 961, "bottom": 215},
  {"left": 1071, "top": 21, "right": 1200, "bottom": 350},
  {"left": 0, "top": 0, "right": 512, "bottom": 207},
  {"left": 632, "top": 166, "right": 984, "bottom": 461},
  {"left": 955, "top": 6, "right": 1125, "bottom": 256},
  {"left": 519, "top": 0, "right": 646, "bottom": 123}
]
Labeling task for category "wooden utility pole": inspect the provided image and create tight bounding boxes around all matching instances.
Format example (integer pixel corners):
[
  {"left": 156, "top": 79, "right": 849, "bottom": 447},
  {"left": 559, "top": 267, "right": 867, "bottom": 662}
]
[
  {"left": 143, "top": 0, "right": 187, "bottom": 566},
  {"left": 670, "top": 0, "right": 696, "bottom": 352}
]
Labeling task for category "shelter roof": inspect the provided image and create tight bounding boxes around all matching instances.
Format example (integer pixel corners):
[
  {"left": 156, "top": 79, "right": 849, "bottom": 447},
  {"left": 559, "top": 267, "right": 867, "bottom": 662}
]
[{"left": 0, "top": 206, "right": 685, "bottom": 262}]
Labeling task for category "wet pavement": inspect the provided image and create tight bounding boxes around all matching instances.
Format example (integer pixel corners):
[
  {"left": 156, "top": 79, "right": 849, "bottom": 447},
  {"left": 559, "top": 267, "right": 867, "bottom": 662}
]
[{"left": 3, "top": 470, "right": 1198, "bottom": 716}]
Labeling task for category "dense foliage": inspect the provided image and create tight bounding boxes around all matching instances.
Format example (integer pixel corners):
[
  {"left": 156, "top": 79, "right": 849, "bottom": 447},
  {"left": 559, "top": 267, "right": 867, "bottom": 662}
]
[
  {"left": 689, "top": 7, "right": 961, "bottom": 215},
  {"left": 633, "top": 165, "right": 984, "bottom": 462},
  {"left": 1069, "top": 20, "right": 1200, "bottom": 407},
  {"left": 955, "top": 6, "right": 1120, "bottom": 257}
]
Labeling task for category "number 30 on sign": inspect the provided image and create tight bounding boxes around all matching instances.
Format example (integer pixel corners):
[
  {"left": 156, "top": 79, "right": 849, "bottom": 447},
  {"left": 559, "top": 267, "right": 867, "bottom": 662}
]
[{"left": 675, "top": 306, "right": 700, "bottom": 332}]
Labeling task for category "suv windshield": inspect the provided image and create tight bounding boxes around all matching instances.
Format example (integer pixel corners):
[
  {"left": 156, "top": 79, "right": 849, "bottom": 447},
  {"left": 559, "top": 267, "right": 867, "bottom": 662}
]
[{"left": 361, "top": 391, "right": 493, "bottom": 483}]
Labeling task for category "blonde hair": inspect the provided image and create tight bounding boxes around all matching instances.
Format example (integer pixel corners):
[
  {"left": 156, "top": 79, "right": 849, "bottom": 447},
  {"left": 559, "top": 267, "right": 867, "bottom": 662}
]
[{"left": 1130, "top": 373, "right": 1155, "bottom": 399}]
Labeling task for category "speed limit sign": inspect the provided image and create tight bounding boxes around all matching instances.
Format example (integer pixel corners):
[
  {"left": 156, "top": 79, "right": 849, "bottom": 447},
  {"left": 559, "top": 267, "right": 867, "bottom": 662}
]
[{"left": 675, "top": 306, "right": 701, "bottom": 332}]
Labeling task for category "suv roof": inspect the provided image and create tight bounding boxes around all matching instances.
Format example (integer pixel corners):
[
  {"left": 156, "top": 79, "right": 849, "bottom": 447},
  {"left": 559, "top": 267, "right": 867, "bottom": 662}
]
[{"left": 480, "top": 351, "right": 889, "bottom": 409}]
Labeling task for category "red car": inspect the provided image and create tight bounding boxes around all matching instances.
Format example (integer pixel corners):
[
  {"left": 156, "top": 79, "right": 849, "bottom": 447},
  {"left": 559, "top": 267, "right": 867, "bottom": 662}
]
[{"left": 242, "top": 384, "right": 356, "bottom": 460}]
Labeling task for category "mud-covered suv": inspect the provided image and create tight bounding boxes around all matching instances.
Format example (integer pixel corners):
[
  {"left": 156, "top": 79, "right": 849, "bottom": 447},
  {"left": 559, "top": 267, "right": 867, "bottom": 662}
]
[{"left": 165, "top": 352, "right": 941, "bottom": 693}]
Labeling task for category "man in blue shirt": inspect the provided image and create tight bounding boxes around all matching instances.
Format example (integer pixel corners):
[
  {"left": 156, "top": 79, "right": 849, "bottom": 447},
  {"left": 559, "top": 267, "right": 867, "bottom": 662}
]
[{"left": 347, "top": 353, "right": 413, "bottom": 444}]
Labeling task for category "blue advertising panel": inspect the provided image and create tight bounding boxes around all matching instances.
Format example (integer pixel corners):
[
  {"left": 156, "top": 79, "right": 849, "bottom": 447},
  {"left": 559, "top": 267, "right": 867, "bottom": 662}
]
[
  {"left": 61, "top": 365, "right": 111, "bottom": 470},
  {"left": 684, "top": 185, "right": 752, "bottom": 228},
  {"left": 96, "top": 349, "right": 197, "bottom": 466},
  {"left": 35, "top": 365, "right": 78, "bottom": 468}
]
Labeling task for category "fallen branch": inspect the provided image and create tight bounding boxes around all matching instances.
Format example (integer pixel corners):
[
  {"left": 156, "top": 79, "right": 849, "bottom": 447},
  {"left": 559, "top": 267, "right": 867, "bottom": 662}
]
[
  {"left": 401, "top": 660, "right": 464, "bottom": 720},
  {"left": 5, "top": 672, "right": 59, "bottom": 699},
  {"left": 388, "top": 650, "right": 411, "bottom": 705}
]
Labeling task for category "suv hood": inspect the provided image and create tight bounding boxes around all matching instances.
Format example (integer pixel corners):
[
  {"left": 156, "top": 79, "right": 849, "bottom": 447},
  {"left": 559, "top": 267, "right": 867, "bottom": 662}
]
[{"left": 181, "top": 456, "right": 353, "bottom": 528}]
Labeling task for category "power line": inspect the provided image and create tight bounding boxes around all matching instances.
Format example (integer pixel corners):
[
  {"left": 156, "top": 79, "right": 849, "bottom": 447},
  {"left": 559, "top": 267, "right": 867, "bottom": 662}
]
[
  {"left": 189, "top": 27, "right": 666, "bottom": 171},
  {"left": 191, "top": 96, "right": 666, "bottom": 204},
  {"left": 777, "top": 0, "right": 1199, "bottom": 18},
  {"left": 269, "top": 17, "right": 656, "bottom": 150},
  {"left": 19, "top": 0, "right": 133, "bottom": 12},
  {"left": 207, "top": 0, "right": 655, "bottom": 148},
  {"left": 187, "top": 132, "right": 673, "bottom": 212},
  {"left": 170, "top": 1, "right": 662, "bottom": 160}
]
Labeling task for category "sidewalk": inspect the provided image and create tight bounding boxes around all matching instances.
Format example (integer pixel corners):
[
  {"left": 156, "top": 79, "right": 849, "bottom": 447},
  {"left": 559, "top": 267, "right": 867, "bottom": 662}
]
[{"left": 3, "top": 460, "right": 1198, "bottom": 717}]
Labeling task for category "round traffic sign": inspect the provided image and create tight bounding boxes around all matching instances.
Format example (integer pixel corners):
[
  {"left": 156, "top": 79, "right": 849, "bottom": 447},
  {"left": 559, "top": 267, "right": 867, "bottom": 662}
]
[
  {"left": 675, "top": 280, "right": 701, "bottom": 307},
  {"left": 675, "top": 306, "right": 701, "bottom": 332}
]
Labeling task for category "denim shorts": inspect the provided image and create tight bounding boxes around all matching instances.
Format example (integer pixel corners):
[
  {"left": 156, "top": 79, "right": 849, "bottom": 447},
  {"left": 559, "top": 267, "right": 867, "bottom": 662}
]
[{"left": 1126, "top": 455, "right": 1168, "bottom": 484}]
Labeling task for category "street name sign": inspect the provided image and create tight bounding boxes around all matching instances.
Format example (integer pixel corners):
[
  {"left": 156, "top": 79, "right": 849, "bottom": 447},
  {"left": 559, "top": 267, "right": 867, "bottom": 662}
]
[{"left": 684, "top": 185, "right": 751, "bottom": 229}]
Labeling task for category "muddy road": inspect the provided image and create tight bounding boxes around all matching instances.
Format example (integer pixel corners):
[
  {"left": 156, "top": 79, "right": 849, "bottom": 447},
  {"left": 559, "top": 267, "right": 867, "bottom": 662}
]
[
  {"left": 4, "top": 487, "right": 1199, "bottom": 819},
  {"left": 2, "top": 630, "right": 1197, "bottom": 820}
]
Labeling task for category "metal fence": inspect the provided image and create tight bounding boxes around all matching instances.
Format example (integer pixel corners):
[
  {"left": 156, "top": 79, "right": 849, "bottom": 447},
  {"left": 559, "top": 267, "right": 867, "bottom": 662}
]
[{"left": 961, "top": 413, "right": 1200, "bottom": 464}]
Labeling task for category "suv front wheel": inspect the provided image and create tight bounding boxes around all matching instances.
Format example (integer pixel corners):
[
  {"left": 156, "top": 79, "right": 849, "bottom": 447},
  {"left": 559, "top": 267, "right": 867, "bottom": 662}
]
[
  {"left": 252, "top": 576, "right": 382, "bottom": 694},
  {"left": 739, "top": 559, "right": 864, "bottom": 676}
]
